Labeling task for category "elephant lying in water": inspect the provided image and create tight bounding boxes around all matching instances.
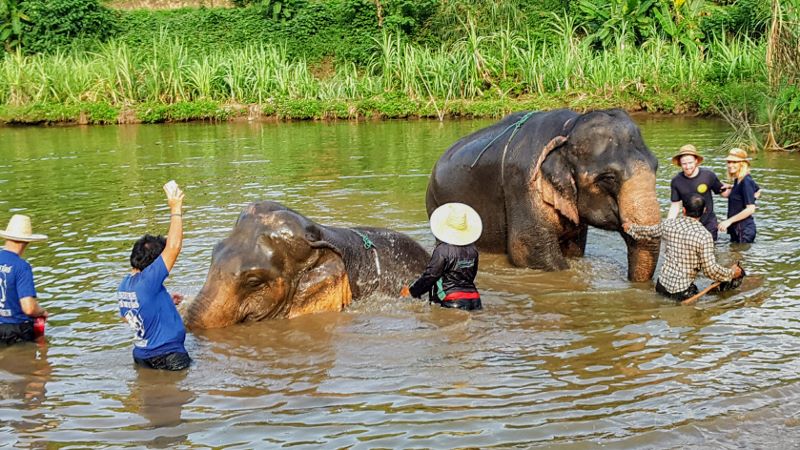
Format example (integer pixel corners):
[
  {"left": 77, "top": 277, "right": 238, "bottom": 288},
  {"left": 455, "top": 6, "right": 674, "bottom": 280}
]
[
  {"left": 426, "top": 108, "right": 661, "bottom": 282},
  {"left": 184, "top": 201, "right": 429, "bottom": 329}
]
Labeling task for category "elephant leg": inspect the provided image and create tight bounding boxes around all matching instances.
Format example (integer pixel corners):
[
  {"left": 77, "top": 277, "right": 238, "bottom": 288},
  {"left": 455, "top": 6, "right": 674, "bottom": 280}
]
[
  {"left": 560, "top": 224, "right": 588, "bottom": 258},
  {"left": 288, "top": 252, "right": 353, "bottom": 318},
  {"left": 507, "top": 225, "right": 569, "bottom": 270}
]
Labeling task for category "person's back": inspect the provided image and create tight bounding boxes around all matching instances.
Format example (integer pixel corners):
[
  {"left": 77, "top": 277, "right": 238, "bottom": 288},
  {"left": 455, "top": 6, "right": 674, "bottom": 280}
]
[
  {"left": 0, "top": 215, "right": 48, "bottom": 345},
  {"left": 655, "top": 216, "right": 731, "bottom": 295},
  {"left": 118, "top": 181, "right": 190, "bottom": 371},
  {"left": 625, "top": 194, "right": 740, "bottom": 301}
]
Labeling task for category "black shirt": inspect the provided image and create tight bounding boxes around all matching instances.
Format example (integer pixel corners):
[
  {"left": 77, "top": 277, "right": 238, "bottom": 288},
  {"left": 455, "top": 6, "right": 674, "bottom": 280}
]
[
  {"left": 670, "top": 167, "right": 724, "bottom": 232},
  {"left": 409, "top": 242, "right": 479, "bottom": 299}
]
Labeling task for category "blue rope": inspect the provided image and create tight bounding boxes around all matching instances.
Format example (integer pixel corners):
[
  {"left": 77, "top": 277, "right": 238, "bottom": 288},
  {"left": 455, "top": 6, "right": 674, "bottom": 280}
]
[{"left": 470, "top": 111, "right": 536, "bottom": 168}]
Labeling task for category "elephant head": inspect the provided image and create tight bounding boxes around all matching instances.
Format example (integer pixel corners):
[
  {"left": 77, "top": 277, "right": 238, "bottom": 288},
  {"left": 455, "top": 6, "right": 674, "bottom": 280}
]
[
  {"left": 184, "top": 202, "right": 353, "bottom": 329},
  {"left": 531, "top": 109, "right": 661, "bottom": 281}
]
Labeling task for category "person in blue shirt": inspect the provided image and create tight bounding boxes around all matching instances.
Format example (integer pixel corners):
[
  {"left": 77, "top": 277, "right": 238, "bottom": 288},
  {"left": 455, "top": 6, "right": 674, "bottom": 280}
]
[
  {"left": 718, "top": 148, "right": 759, "bottom": 243},
  {"left": 0, "top": 214, "right": 48, "bottom": 345},
  {"left": 118, "top": 181, "right": 190, "bottom": 371}
]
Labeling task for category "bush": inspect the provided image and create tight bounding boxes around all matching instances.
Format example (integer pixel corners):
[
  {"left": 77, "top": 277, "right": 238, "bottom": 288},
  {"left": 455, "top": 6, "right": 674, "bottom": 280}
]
[{"left": 22, "top": 0, "right": 119, "bottom": 54}]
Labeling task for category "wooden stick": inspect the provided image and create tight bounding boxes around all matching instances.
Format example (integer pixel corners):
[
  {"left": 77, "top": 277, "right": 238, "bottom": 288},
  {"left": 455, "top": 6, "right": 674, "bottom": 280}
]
[{"left": 681, "top": 281, "right": 722, "bottom": 306}]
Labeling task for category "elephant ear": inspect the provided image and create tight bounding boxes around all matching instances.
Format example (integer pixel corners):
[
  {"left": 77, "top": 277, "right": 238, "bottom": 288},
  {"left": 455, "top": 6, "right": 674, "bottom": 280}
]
[
  {"left": 287, "top": 250, "right": 353, "bottom": 318},
  {"left": 530, "top": 136, "right": 579, "bottom": 225}
]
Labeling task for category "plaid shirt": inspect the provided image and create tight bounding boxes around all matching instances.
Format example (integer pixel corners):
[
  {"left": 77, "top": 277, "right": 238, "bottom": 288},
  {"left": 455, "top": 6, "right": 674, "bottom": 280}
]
[{"left": 628, "top": 217, "right": 733, "bottom": 293}]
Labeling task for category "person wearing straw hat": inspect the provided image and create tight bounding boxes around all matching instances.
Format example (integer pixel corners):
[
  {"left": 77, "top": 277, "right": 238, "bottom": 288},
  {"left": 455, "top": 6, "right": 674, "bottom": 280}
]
[
  {"left": 718, "top": 148, "right": 759, "bottom": 243},
  {"left": 0, "top": 214, "right": 49, "bottom": 345},
  {"left": 117, "top": 181, "right": 191, "bottom": 371},
  {"left": 667, "top": 144, "right": 728, "bottom": 241},
  {"left": 405, "top": 203, "right": 483, "bottom": 311}
]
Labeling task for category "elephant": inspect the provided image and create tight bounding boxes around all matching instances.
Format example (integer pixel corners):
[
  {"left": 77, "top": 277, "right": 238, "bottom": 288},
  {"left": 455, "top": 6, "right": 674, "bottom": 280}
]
[
  {"left": 184, "top": 201, "right": 430, "bottom": 329},
  {"left": 426, "top": 108, "right": 661, "bottom": 282}
]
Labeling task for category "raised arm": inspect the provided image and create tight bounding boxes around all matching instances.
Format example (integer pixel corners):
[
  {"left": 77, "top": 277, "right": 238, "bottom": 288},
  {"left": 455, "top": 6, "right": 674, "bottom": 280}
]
[{"left": 161, "top": 181, "right": 184, "bottom": 272}]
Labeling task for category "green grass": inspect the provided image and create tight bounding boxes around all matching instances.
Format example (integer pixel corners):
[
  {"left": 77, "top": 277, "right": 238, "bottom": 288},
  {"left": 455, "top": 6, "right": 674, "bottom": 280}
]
[{"left": 0, "top": 19, "right": 769, "bottom": 124}]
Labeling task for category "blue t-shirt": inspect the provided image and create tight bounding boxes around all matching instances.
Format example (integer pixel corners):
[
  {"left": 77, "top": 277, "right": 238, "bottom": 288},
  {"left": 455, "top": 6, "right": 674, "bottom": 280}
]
[
  {"left": 727, "top": 174, "right": 757, "bottom": 223},
  {"left": 0, "top": 249, "right": 37, "bottom": 325},
  {"left": 118, "top": 256, "right": 187, "bottom": 359}
]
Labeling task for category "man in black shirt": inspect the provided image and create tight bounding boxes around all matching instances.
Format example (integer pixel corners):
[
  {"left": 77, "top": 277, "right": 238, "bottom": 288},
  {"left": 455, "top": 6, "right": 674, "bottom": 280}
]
[{"left": 667, "top": 144, "right": 726, "bottom": 241}]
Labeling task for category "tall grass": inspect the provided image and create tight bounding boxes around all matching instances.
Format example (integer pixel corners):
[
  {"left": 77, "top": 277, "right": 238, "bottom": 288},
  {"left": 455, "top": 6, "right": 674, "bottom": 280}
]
[{"left": 0, "top": 20, "right": 766, "bottom": 116}]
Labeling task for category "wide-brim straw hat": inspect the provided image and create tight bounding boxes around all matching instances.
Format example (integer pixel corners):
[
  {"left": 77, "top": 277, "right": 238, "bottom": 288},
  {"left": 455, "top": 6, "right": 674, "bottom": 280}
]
[
  {"left": 0, "top": 214, "right": 48, "bottom": 242},
  {"left": 430, "top": 203, "right": 482, "bottom": 246},
  {"left": 671, "top": 144, "right": 704, "bottom": 167},
  {"left": 725, "top": 147, "right": 751, "bottom": 163}
]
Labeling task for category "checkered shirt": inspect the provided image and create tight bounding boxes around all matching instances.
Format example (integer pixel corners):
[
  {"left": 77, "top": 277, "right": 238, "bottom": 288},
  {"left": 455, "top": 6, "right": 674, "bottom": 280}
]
[{"left": 628, "top": 217, "right": 734, "bottom": 293}]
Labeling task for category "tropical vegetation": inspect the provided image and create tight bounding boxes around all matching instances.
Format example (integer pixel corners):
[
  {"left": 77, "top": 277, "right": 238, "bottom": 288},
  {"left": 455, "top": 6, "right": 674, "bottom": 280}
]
[{"left": 0, "top": 0, "right": 797, "bottom": 151}]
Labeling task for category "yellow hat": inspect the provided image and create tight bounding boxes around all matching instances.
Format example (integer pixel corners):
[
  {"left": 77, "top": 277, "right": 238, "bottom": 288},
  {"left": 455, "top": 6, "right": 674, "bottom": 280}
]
[
  {"left": 671, "top": 144, "right": 704, "bottom": 167},
  {"left": 0, "top": 214, "right": 48, "bottom": 242},
  {"left": 429, "top": 203, "right": 482, "bottom": 246}
]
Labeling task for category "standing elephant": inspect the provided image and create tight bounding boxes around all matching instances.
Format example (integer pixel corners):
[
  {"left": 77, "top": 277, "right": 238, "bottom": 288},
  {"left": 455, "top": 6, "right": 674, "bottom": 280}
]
[
  {"left": 184, "top": 201, "right": 429, "bottom": 329},
  {"left": 426, "top": 108, "right": 661, "bottom": 282}
]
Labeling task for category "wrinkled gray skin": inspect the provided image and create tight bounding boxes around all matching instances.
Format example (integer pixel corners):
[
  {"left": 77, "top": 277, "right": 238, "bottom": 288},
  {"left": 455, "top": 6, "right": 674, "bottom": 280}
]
[
  {"left": 185, "top": 201, "right": 429, "bottom": 329},
  {"left": 426, "top": 108, "right": 661, "bottom": 282}
]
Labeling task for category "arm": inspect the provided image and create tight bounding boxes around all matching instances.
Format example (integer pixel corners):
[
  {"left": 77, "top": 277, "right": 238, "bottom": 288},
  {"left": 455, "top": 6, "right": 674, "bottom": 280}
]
[
  {"left": 623, "top": 222, "right": 663, "bottom": 241},
  {"left": 408, "top": 245, "right": 447, "bottom": 298},
  {"left": 667, "top": 201, "right": 682, "bottom": 219},
  {"left": 161, "top": 181, "right": 184, "bottom": 272},
  {"left": 20, "top": 297, "right": 47, "bottom": 318},
  {"left": 699, "top": 238, "right": 734, "bottom": 282},
  {"left": 718, "top": 178, "right": 757, "bottom": 232},
  {"left": 718, "top": 205, "right": 756, "bottom": 232}
]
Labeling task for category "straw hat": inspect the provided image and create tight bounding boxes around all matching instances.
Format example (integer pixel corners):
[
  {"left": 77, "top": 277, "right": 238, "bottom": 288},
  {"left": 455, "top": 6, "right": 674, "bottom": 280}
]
[
  {"left": 429, "top": 203, "right": 482, "bottom": 246},
  {"left": 725, "top": 147, "right": 751, "bottom": 163},
  {"left": 0, "top": 214, "right": 48, "bottom": 242},
  {"left": 671, "top": 144, "right": 704, "bottom": 167}
]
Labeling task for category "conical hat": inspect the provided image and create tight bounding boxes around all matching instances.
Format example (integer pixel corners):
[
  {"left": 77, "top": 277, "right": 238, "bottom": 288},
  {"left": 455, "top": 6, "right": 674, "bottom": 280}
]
[
  {"left": 0, "top": 214, "right": 48, "bottom": 242},
  {"left": 429, "top": 203, "right": 482, "bottom": 246}
]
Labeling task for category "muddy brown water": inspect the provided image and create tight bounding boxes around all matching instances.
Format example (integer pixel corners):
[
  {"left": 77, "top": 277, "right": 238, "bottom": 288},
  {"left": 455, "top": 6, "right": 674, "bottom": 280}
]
[{"left": 1, "top": 115, "right": 800, "bottom": 448}]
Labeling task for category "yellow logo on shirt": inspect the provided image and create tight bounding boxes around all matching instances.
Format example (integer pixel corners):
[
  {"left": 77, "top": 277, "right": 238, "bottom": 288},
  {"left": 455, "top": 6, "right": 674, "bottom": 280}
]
[{"left": 697, "top": 183, "right": 708, "bottom": 194}]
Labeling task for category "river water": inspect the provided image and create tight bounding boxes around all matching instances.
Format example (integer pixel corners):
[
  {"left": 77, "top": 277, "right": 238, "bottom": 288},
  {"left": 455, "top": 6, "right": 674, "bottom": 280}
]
[{"left": 1, "top": 115, "right": 800, "bottom": 448}]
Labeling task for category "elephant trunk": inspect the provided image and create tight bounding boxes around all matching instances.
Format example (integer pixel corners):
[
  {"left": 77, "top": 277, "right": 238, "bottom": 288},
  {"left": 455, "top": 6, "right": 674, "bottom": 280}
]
[
  {"left": 619, "top": 166, "right": 661, "bottom": 282},
  {"left": 183, "top": 280, "right": 239, "bottom": 330}
]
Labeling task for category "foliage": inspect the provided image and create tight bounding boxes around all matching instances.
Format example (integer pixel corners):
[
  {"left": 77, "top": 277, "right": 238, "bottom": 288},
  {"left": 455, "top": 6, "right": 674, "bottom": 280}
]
[
  {"left": 701, "top": 0, "right": 771, "bottom": 38},
  {"left": 21, "top": 0, "right": 118, "bottom": 54},
  {"left": 576, "top": 0, "right": 658, "bottom": 49},
  {"left": 231, "top": 0, "right": 304, "bottom": 22},
  {"left": 0, "top": 0, "right": 29, "bottom": 51}
]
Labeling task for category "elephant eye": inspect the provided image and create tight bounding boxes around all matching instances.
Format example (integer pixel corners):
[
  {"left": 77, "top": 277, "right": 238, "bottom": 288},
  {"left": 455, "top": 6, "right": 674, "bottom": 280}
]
[
  {"left": 597, "top": 172, "right": 618, "bottom": 188},
  {"left": 244, "top": 274, "right": 268, "bottom": 288}
]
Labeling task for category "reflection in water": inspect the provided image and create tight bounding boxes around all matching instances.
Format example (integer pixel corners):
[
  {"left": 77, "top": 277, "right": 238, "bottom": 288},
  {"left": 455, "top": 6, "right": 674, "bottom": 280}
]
[
  {"left": 0, "top": 342, "right": 53, "bottom": 445},
  {"left": 127, "top": 369, "right": 193, "bottom": 429},
  {"left": 1, "top": 117, "right": 800, "bottom": 447}
]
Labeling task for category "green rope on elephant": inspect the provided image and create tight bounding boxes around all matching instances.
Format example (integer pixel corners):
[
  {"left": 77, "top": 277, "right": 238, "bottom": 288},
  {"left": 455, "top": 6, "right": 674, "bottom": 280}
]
[
  {"left": 470, "top": 111, "right": 537, "bottom": 168},
  {"left": 353, "top": 229, "right": 375, "bottom": 250}
]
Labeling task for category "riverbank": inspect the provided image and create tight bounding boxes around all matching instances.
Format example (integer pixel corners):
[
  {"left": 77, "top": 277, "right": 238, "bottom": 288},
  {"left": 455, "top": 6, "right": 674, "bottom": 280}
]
[{"left": 0, "top": 89, "right": 712, "bottom": 125}]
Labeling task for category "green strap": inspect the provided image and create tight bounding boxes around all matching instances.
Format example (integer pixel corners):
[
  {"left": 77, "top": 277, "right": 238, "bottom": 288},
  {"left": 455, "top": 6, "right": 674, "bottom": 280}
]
[
  {"left": 436, "top": 279, "right": 445, "bottom": 301},
  {"left": 470, "top": 111, "right": 537, "bottom": 168},
  {"left": 352, "top": 229, "right": 375, "bottom": 250}
]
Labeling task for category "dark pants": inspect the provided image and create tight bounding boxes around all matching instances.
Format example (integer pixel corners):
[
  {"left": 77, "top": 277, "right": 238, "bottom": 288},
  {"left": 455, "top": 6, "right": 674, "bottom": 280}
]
[
  {"left": 655, "top": 280, "right": 698, "bottom": 302},
  {"left": 134, "top": 352, "right": 192, "bottom": 371},
  {"left": 729, "top": 219, "right": 756, "bottom": 243},
  {"left": 0, "top": 322, "right": 35, "bottom": 345},
  {"left": 704, "top": 216, "right": 719, "bottom": 242},
  {"left": 439, "top": 297, "right": 482, "bottom": 311}
]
